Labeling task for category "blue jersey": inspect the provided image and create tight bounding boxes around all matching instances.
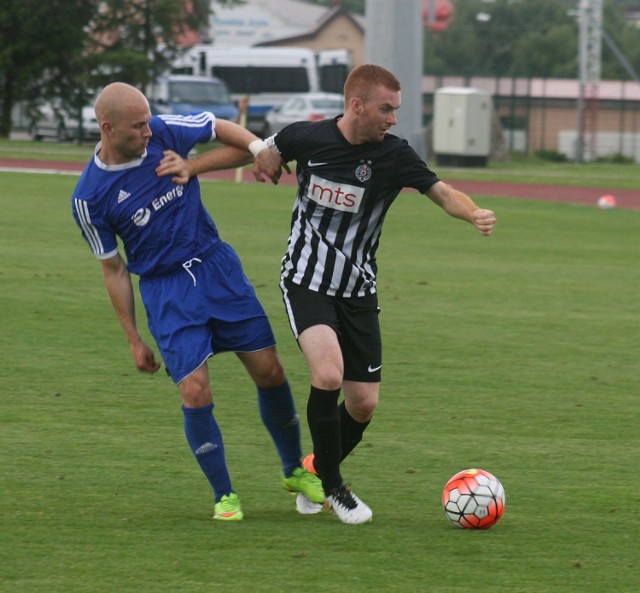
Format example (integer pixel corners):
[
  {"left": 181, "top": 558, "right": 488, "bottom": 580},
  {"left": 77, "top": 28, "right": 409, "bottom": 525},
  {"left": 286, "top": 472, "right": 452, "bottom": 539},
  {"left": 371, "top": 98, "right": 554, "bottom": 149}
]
[{"left": 71, "top": 113, "right": 220, "bottom": 277}]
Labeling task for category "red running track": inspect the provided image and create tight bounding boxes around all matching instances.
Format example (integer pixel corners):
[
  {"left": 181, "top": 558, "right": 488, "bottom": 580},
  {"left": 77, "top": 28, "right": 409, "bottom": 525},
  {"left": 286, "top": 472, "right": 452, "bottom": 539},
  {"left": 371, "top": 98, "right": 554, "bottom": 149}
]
[{"left": 1, "top": 157, "right": 637, "bottom": 209}]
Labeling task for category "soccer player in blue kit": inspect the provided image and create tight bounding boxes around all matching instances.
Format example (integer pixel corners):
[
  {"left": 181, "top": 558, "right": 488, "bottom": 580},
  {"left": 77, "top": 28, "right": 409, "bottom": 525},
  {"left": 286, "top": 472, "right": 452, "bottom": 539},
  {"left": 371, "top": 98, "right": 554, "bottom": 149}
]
[
  {"left": 70, "top": 82, "right": 323, "bottom": 521},
  {"left": 159, "top": 65, "right": 497, "bottom": 525}
]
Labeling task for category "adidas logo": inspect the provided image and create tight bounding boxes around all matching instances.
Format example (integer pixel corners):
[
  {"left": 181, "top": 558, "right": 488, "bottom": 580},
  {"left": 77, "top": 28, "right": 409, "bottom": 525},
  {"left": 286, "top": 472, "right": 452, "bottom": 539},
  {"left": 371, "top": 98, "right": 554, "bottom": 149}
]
[
  {"left": 117, "top": 189, "right": 132, "bottom": 203},
  {"left": 195, "top": 442, "right": 218, "bottom": 455}
]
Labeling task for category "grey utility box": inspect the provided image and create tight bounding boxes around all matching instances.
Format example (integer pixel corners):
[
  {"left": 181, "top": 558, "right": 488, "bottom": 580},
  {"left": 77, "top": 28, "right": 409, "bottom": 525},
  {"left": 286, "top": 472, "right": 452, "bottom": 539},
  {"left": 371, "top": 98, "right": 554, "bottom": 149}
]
[{"left": 433, "top": 87, "right": 492, "bottom": 167}]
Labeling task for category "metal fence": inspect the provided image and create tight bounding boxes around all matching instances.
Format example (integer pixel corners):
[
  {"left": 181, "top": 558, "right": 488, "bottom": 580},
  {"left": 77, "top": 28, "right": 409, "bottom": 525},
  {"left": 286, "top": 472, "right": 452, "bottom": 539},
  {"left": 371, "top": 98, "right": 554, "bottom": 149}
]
[{"left": 422, "top": 75, "right": 640, "bottom": 162}]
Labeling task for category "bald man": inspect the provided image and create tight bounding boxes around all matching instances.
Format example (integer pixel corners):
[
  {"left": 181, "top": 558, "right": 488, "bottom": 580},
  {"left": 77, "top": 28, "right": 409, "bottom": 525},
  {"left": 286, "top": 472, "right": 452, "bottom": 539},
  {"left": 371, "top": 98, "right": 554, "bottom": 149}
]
[{"left": 71, "top": 82, "right": 322, "bottom": 521}]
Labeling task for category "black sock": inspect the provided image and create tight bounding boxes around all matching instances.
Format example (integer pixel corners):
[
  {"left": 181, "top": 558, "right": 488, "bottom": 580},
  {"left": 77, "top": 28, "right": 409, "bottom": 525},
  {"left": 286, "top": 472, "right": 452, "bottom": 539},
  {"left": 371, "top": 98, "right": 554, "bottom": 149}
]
[
  {"left": 339, "top": 401, "right": 371, "bottom": 461},
  {"left": 307, "top": 386, "right": 343, "bottom": 494}
]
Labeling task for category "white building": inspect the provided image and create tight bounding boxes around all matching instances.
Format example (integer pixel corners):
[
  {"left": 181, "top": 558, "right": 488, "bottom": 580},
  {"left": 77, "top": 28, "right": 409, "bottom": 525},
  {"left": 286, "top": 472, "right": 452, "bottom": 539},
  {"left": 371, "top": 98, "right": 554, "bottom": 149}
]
[{"left": 210, "top": 0, "right": 328, "bottom": 47}]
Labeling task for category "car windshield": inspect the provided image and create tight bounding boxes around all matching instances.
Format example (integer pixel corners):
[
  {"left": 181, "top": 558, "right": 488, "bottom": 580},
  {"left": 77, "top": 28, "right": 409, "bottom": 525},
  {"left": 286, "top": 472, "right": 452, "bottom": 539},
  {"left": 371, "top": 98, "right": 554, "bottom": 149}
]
[{"left": 169, "top": 81, "right": 230, "bottom": 105}]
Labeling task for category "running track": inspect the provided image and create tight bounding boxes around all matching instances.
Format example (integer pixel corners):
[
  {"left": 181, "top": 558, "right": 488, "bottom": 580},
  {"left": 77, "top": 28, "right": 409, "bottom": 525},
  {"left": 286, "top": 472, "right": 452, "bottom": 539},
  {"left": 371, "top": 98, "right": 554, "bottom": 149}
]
[{"left": 1, "top": 157, "right": 637, "bottom": 209}]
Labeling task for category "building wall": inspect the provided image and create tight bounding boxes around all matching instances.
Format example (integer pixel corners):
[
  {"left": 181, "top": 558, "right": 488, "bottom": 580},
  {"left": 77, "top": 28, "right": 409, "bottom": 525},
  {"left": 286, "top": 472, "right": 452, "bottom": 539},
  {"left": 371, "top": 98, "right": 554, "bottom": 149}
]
[
  {"left": 265, "top": 17, "right": 365, "bottom": 66},
  {"left": 423, "top": 76, "right": 640, "bottom": 162},
  {"left": 496, "top": 101, "right": 640, "bottom": 160},
  {"left": 209, "top": 0, "right": 326, "bottom": 47}
]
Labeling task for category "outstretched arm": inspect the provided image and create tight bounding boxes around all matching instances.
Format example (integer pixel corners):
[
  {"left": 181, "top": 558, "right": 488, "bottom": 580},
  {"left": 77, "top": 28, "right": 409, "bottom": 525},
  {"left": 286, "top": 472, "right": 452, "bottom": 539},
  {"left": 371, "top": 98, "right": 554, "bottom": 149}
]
[
  {"left": 425, "top": 180, "right": 496, "bottom": 236},
  {"left": 155, "top": 119, "right": 287, "bottom": 184},
  {"left": 100, "top": 254, "right": 161, "bottom": 374}
]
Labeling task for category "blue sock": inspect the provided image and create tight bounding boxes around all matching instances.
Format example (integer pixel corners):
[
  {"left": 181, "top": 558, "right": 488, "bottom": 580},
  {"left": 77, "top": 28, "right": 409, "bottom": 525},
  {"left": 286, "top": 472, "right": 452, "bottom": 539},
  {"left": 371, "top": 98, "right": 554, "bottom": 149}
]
[
  {"left": 257, "top": 380, "right": 302, "bottom": 477},
  {"left": 182, "top": 403, "right": 232, "bottom": 503}
]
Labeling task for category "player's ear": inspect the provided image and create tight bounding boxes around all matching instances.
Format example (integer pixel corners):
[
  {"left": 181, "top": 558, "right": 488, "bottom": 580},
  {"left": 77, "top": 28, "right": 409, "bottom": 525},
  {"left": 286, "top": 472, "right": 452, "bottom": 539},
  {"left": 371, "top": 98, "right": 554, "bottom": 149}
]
[
  {"left": 100, "top": 120, "right": 113, "bottom": 134},
  {"left": 350, "top": 97, "right": 363, "bottom": 115}
]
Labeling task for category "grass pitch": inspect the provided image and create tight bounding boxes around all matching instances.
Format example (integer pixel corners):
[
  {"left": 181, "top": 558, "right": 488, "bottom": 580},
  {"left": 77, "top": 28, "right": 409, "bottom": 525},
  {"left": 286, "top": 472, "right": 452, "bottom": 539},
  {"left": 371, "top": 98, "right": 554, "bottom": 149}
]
[{"left": 1, "top": 172, "right": 638, "bottom": 593}]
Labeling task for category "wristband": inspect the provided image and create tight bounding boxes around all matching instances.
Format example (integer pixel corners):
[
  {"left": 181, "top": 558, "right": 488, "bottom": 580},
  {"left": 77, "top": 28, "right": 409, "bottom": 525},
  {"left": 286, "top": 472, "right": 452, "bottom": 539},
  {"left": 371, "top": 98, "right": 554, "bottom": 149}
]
[{"left": 248, "top": 139, "right": 267, "bottom": 157}]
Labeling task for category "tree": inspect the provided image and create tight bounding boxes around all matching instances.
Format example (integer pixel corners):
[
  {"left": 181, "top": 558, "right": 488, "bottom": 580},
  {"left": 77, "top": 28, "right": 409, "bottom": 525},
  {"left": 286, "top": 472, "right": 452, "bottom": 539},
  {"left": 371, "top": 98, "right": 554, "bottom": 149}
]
[
  {"left": 601, "top": 0, "right": 640, "bottom": 80},
  {"left": 84, "top": 0, "right": 213, "bottom": 91},
  {"left": 0, "top": 0, "right": 242, "bottom": 137},
  {"left": 511, "top": 25, "right": 578, "bottom": 78},
  {"left": 0, "top": 0, "right": 96, "bottom": 137},
  {"left": 427, "top": 0, "right": 640, "bottom": 80},
  {"left": 424, "top": 0, "right": 579, "bottom": 77}
]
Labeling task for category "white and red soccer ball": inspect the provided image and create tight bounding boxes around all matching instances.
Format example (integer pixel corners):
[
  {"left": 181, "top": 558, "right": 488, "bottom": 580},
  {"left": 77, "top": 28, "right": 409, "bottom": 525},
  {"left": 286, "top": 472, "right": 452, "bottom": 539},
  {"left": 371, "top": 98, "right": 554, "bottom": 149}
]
[
  {"left": 597, "top": 195, "right": 617, "bottom": 209},
  {"left": 442, "top": 468, "right": 505, "bottom": 529}
]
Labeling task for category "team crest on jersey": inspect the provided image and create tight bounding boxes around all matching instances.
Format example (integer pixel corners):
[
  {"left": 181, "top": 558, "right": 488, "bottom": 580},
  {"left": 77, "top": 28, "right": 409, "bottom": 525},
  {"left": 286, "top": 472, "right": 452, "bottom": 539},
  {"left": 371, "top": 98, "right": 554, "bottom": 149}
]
[
  {"left": 355, "top": 160, "right": 372, "bottom": 182},
  {"left": 130, "top": 185, "right": 185, "bottom": 227},
  {"left": 132, "top": 208, "right": 151, "bottom": 227}
]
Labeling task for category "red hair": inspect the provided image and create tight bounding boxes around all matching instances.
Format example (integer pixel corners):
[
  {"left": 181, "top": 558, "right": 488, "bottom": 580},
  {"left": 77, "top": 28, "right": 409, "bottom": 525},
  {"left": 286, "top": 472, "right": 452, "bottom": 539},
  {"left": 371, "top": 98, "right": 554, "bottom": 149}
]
[{"left": 344, "top": 64, "right": 401, "bottom": 103}]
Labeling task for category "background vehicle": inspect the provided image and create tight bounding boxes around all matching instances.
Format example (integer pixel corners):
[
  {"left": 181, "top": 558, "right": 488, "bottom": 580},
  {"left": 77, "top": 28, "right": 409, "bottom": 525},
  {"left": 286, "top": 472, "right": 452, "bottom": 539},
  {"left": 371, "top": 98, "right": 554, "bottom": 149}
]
[
  {"left": 30, "top": 103, "right": 99, "bottom": 142},
  {"left": 316, "top": 49, "right": 351, "bottom": 94},
  {"left": 263, "top": 92, "right": 344, "bottom": 136},
  {"left": 147, "top": 74, "right": 239, "bottom": 122},
  {"left": 172, "top": 46, "right": 351, "bottom": 134}
]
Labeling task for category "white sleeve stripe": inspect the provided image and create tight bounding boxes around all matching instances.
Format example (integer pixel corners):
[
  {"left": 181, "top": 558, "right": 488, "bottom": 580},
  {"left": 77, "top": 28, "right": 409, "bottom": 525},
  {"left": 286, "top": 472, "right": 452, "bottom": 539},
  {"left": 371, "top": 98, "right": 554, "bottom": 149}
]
[
  {"left": 159, "top": 112, "right": 215, "bottom": 128},
  {"left": 160, "top": 112, "right": 212, "bottom": 121},
  {"left": 74, "top": 198, "right": 104, "bottom": 255},
  {"left": 96, "top": 248, "right": 119, "bottom": 260}
]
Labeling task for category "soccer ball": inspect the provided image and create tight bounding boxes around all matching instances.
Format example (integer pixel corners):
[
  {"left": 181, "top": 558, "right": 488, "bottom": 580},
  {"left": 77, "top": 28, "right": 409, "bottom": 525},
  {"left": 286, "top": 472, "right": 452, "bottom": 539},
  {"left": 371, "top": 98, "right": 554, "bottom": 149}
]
[
  {"left": 442, "top": 468, "right": 505, "bottom": 529},
  {"left": 597, "top": 195, "right": 616, "bottom": 209}
]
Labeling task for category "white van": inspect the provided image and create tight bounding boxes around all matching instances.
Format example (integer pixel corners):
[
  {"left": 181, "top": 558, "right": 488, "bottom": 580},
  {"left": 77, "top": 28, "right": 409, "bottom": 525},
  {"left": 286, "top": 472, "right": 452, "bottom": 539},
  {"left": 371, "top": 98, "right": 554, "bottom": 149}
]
[{"left": 172, "top": 46, "right": 350, "bottom": 134}]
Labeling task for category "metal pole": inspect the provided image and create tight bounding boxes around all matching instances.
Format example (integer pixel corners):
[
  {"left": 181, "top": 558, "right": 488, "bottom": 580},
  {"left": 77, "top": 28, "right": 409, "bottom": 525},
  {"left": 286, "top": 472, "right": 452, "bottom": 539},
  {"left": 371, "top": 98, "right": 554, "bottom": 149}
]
[
  {"left": 576, "top": 0, "right": 587, "bottom": 162},
  {"left": 365, "top": 0, "right": 425, "bottom": 159},
  {"left": 576, "top": 0, "right": 602, "bottom": 162}
]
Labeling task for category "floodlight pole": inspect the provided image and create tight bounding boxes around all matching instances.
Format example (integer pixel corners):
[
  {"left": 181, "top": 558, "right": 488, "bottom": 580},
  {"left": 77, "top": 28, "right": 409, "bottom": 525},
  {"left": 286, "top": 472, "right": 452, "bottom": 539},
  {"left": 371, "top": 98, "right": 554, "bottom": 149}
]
[
  {"left": 364, "top": 0, "right": 426, "bottom": 159},
  {"left": 576, "top": 0, "right": 602, "bottom": 163}
]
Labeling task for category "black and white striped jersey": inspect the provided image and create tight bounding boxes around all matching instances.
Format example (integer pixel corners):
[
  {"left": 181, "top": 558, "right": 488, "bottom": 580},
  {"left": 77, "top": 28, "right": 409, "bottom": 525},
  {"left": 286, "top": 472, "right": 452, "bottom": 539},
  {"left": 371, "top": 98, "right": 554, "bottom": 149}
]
[{"left": 271, "top": 117, "right": 440, "bottom": 297}]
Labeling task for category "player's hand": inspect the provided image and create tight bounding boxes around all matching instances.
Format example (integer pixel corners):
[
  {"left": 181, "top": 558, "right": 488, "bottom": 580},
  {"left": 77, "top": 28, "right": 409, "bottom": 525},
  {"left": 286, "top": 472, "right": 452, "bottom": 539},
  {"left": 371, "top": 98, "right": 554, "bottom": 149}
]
[
  {"left": 472, "top": 208, "right": 496, "bottom": 236},
  {"left": 156, "top": 150, "right": 191, "bottom": 185},
  {"left": 252, "top": 148, "right": 290, "bottom": 184},
  {"left": 130, "top": 340, "right": 162, "bottom": 374}
]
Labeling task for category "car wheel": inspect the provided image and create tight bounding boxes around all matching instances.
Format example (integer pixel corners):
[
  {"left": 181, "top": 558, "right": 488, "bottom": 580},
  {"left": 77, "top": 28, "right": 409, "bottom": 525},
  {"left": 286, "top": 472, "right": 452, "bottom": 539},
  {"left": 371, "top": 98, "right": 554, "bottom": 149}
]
[
  {"left": 57, "top": 124, "right": 69, "bottom": 142},
  {"left": 30, "top": 125, "right": 43, "bottom": 141}
]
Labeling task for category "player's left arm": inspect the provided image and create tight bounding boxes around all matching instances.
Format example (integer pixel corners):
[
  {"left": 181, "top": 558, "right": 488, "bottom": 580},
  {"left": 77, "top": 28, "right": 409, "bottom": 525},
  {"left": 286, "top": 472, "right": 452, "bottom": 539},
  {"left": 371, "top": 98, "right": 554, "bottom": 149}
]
[
  {"left": 100, "top": 253, "right": 161, "bottom": 374},
  {"left": 155, "top": 119, "right": 286, "bottom": 184},
  {"left": 425, "top": 180, "right": 496, "bottom": 236}
]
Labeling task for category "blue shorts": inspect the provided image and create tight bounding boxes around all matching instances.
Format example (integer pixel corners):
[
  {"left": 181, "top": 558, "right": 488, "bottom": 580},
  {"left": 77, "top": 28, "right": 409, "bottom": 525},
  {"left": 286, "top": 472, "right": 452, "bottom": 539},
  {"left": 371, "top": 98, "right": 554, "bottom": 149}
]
[{"left": 139, "top": 242, "right": 275, "bottom": 384}]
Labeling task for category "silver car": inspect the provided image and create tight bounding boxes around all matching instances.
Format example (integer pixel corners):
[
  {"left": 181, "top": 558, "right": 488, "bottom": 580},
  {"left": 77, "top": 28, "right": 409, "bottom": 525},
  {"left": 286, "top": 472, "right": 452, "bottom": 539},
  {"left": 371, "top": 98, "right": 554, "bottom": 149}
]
[
  {"left": 30, "top": 103, "right": 100, "bottom": 142},
  {"left": 263, "top": 92, "right": 344, "bottom": 136}
]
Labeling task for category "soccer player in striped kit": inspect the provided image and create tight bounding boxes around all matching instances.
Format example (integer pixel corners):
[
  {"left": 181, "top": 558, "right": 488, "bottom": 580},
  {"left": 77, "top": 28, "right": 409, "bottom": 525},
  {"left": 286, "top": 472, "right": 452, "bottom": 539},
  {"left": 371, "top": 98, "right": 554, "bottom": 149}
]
[
  {"left": 70, "top": 82, "right": 323, "bottom": 522},
  {"left": 159, "top": 65, "right": 496, "bottom": 525},
  {"left": 267, "top": 64, "right": 496, "bottom": 524}
]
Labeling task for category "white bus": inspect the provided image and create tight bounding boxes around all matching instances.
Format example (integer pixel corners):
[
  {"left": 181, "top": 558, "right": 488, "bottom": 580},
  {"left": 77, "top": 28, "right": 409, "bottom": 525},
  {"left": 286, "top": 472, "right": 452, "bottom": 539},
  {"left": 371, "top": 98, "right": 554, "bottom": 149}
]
[
  {"left": 316, "top": 49, "right": 352, "bottom": 94},
  {"left": 172, "top": 46, "right": 351, "bottom": 134}
]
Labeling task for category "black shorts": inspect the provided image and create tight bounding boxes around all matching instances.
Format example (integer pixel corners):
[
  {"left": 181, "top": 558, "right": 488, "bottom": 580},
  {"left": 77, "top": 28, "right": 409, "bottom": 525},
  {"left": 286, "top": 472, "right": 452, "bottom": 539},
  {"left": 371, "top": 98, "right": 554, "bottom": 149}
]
[{"left": 281, "top": 282, "right": 382, "bottom": 382}]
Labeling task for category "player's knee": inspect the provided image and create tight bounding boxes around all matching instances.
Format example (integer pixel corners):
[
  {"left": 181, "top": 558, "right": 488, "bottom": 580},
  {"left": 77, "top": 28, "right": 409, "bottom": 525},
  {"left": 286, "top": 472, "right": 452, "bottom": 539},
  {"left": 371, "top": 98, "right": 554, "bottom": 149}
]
[
  {"left": 352, "top": 399, "right": 377, "bottom": 422},
  {"left": 180, "top": 388, "right": 212, "bottom": 408},
  {"left": 178, "top": 374, "right": 212, "bottom": 408},
  {"left": 311, "top": 367, "right": 343, "bottom": 391},
  {"left": 260, "top": 365, "right": 287, "bottom": 388},
  {"left": 345, "top": 387, "right": 379, "bottom": 421},
  {"left": 253, "top": 357, "right": 287, "bottom": 388}
]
